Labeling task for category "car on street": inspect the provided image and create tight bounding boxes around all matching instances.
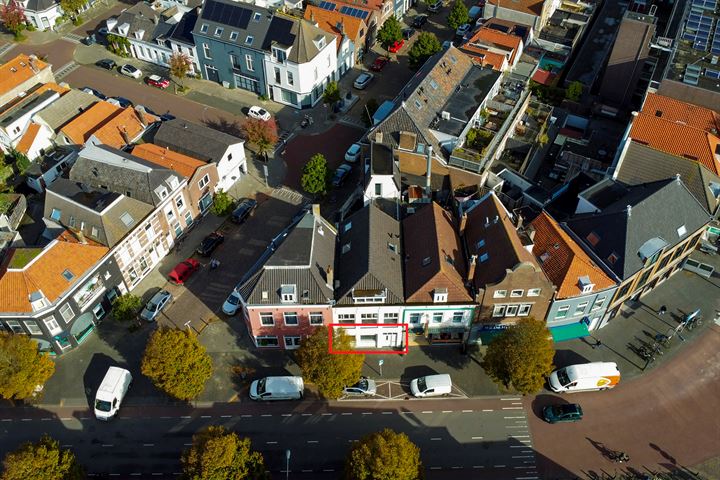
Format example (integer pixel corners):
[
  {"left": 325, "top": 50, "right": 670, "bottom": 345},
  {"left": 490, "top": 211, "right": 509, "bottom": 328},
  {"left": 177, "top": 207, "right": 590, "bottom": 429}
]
[
  {"left": 96, "top": 58, "right": 116, "bottom": 70},
  {"left": 344, "top": 143, "right": 362, "bottom": 163},
  {"left": 332, "top": 163, "right": 352, "bottom": 187},
  {"left": 81, "top": 34, "right": 97, "bottom": 45},
  {"left": 353, "top": 72, "right": 374, "bottom": 89},
  {"left": 119, "top": 64, "right": 142, "bottom": 79},
  {"left": 222, "top": 290, "right": 242, "bottom": 315},
  {"left": 168, "top": 258, "right": 200, "bottom": 285},
  {"left": 402, "top": 27, "right": 416, "bottom": 40},
  {"left": 542, "top": 403, "right": 584, "bottom": 424},
  {"left": 455, "top": 23, "right": 471, "bottom": 37},
  {"left": 196, "top": 231, "right": 225, "bottom": 256},
  {"left": 97, "top": 26, "right": 109, "bottom": 36},
  {"left": 388, "top": 39, "right": 405, "bottom": 53},
  {"left": 145, "top": 74, "right": 170, "bottom": 89},
  {"left": 248, "top": 105, "right": 271, "bottom": 121},
  {"left": 427, "top": 0, "right": 442, "bottom": 12},
  {"left": 343, "top": 377, "right": 377, "bottom": 396},
  {"left": 140, "top": 290, "right": 173, "bottom": 322},
  {"left": 82, "top": 87, "right": 106, "bottom": 100},
  {"left": 410, "top": 373, "right": 452, "bottom": 397},
  {"left": 370, "top": 56, "right": 389, "bottom": 71},
  {"left": 231, "top": 198, "right": 258, "bottom": 224},
  {"left": 412, "top": 15, "right": 428, "bottom": 28}
]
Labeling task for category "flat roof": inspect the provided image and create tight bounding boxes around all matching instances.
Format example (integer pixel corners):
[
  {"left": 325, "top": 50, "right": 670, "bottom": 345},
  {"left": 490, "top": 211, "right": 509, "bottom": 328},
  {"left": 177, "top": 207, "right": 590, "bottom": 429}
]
[
  {"left": 48, "top": 178, "right": 121, "bottom": 212},
  {"left": 435, "top": 66, "right": 501, "bottom": 137}
]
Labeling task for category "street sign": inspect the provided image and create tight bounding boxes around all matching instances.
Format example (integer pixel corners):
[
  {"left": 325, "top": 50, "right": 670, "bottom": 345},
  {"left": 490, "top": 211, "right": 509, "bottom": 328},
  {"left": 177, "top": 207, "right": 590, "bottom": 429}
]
[{"left": 378, "top": 359, "right": 384, "bottom": 376}]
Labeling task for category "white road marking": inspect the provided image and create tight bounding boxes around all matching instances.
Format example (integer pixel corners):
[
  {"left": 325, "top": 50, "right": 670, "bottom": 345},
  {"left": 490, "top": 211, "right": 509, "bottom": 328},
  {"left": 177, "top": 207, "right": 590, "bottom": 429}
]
[
  {"left": 462, "top": 410, "right": 473, "bottom": 413},
  {"left": 512, "top": 456, "right": 534, "bottom": 459},
  {"left": 221, "top": 415, "right": 232, "bottom": 418},
  {"left": 323, "top": 469, "right": 334, "bottom": 472},
  {"left": 473, "top": 465, "right": 484, "bottom": 469},
  {"left": 361, "top": 412, "right": 372, "bottom": 415},
  {"left": 502, "top": 407, "right": 523, "bottom": 410},
  {"left": 505, "top": 416, "right": 525, "bottom": 419},
  {"left": 471, "top": 436, "right": 483, "bottom": 440},
  {"left": 512, "top": 402, "right": 523, "bottom": 405},
  {"left": 301, "top": 413, "right": 312, "bottom": 416},
  {"left": 515, "top": 477, "right": 540, "bottom": 480},
  {"left": 511, "top": 445, "right": 533, "bottom": 448},
  {"left": 421, "top": 411, "right": 433, "bottom": 414},
  {"left": 281, "top": 414, "right": 292, "bottom": 417},
  {"left": 381, "top": 411, "right": 393, "bottom": 415},
  {"left": 143, "top": 444, "right": 155, "bottom": 447},
  {"left": 514, "top": 466, "right": 537, "bottom": 469},
  {"left": 442, "top": 410, "right": 452, "bottom": 413},
  {"left": 321, "top": 413, "right": 332, "bottom": 416},
  {"left": 200, "top": 415, "right": 211, "bottom": 419},
  {"left": 181, "top": 416, "right": 191, "bottom": 419},
  {"left": 341, "top": 412, "right": 352, "bottom": 416},
  {"left": 506, "top": 425, "right": 529, "bottom": 428},
  {"left": 430, "top": 467, "right": 442, "bottom": 470},
  {"left": 241, "top": 415, "right": 252, "bottom": 418},
  {"left": 482, "top": 409, "right": 493, "bottom": 412},
  {"left": 451, "top": 466, "right": 462, "bottom": 469},
  {"left": 501, "top": 397, "right": 521, "bottom": 400},
  {"left": 430, "top": 437, "right": 442, "bottom": 441},
  {"left": 266, "top": 441, "right": 278, "bottom": 444},
  {"left": 60, "top": 417, "right": 72, "bottom": 421},
  {"left": 261, "top": 414, "right": 272, "bottom": 417},
  {"left": 20, "top": 419, "right": 31, "bottom": 422},
  {"left": 307, "top": 440, "right": 319, "bottom": 444},
  {"left": 1, "top": 419, "right": 11, "bottom": 422}
]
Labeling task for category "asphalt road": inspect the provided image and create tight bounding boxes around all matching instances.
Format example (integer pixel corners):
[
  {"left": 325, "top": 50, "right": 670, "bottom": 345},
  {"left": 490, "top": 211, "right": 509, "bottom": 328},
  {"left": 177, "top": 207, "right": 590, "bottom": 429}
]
[{"left": 0, "top": 398, "right": 537, "bottom": 479}]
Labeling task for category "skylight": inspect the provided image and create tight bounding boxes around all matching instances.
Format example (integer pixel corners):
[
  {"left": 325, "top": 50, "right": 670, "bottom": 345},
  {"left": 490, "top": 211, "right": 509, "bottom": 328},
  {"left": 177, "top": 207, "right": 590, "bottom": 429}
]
[
  {"left": 120, "top": 212, "right": 135, "bottom": 227},
  {"left": 62, "top": 269, "right": 75, "bottom": 281}
]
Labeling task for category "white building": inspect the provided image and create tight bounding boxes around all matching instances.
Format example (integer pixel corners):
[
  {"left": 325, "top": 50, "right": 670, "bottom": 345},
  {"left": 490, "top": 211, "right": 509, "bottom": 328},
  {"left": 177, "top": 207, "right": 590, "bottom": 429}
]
[{"left": 363, "top": 142, "right": 401, "bottom": 205}]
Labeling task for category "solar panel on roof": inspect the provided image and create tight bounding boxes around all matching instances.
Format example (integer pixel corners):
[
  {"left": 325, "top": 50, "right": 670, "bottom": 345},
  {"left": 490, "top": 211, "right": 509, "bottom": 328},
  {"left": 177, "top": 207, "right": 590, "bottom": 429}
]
[
  {"left": 705, "top": 68, "right": 720, "bottom": 79},
  {"left": 202, "top": 0, "right": 252, "bottom": 30},
  {"left": 318, "top": 1, "right": 336, "bottom": 10}
]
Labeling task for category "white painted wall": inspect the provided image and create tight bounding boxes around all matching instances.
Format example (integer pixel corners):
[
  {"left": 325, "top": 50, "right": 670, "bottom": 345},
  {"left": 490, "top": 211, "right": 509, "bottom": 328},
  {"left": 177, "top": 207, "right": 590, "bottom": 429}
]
[
  {"left": 332, "top": 305, "right": 406, "bottom": 348},
  {"left": 215, "top": 143, "right": 247, "bottom": 192}
]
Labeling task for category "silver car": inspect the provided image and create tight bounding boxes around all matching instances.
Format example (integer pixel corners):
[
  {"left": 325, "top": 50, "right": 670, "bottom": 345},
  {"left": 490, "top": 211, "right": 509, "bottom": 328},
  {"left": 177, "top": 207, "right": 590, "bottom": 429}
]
[
  {"left": 343, "top": 377, "right": 377, "bottom": 396},
  {"left": 140, "top": 290, "right": 172, "bottom": 322},
  {"left": 353, "top": 72, "right": 374, "bottom": 89}
]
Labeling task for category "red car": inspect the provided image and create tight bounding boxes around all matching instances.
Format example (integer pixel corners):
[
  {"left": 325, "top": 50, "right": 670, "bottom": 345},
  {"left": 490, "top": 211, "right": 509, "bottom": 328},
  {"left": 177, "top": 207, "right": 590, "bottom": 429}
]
[
  {"left": 370, "top": 56, "right": 390, "bottom": 71},
  {"left": 168, "top": 258, "right": 200, "bottom": 285},
  {"left": 388, "top": 40, "right": 404, "bottom": 53},
  {"left": 146, "top": 74, "right": 170, "bottom": 89}
]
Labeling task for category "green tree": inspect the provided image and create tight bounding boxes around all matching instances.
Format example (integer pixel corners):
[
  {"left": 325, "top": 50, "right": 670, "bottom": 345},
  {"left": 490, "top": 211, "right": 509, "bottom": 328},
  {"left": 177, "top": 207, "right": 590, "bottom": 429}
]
[
  {"left": 1, "top": 435, "right": 84, "bottom": 480},
  {"left": 362, "top": 98, "right": 379, "bottom": 127},
  {"left": 11, "top": 150, "right": 30, "bottom": 174},
  {"left": 141, "top": 328, "right": 213, "bottom": 401},
  {"left": 0, "top": 333, "right": 55, "bottom": 401},
  {"left": 181, "top": 426, "right": 269, "bottom": 480},
  {"left": 344, "top": 428, "right": 422, "bottom": 480},
  {"left": 210, "top": 191, "right": 233, "bottom": 216},
  {"left": 241, "top": 117, "right": 279, "bottom": 159},
  {"left": 296, "top": 326, "right": 364, "bottom": 399},
  {"left": 59, "top": 0, "right": 85, "bottom": 19},
  {"left": 481, "top": 317, "right": 555, "bottom": 394},
  {"left": 300, "top": 153, "right": 329, "bottom": 197},
  {"left": 169, "top": 51, "right": 192, "bottom": 89},
  {"left": 565, "top": 80, "right": 583, "bottom": 101},
  {"left": 377, "top": 15, "right": 402, "bottom": 50},
  {"left": 447, "top": 0, "right": 469, "bottom": 30},
  {"left": 323, "top": 80, "right": 342, "bottom": 106},
  {"left": 0, "top": 0, "right": 27, "bottom": 39},
  {"left": 111, "top": 294, "right": 142, "bottom": 322},
  {"left": 408, "top": 32, "right": 442, "bottom": 69}
]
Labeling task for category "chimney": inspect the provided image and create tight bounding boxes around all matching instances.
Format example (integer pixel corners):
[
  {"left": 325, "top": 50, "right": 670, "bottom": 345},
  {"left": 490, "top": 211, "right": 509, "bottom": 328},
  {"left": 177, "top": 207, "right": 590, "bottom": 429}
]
[
  {"left": 425, "top": 145, "right": 433, "bottom": 193},
  {"left": 467, "top": 254, "right": 477, "bottom": 283},
  {"left": 310, "top": 11, "right": 315, "bottom": 24},
  {"left": 675, "top": 173, "right": 681, "bottom": 184},
  {"left": 120, "top": 127, "right": 131, "bottom": 146},
  {"left": 325, "top": 265, "right": 334, "bottom": 289},
  {"left": 312, "top": 203, "right": 321, "bottom": 217},
  {"left": 375, "top": 131, "right": 383, "bottom": 143},
  {"left": 75, "top": 229, "right": 88, "bottom": 244},
  {"left": 516, "top": 214, "right": 524, "bottom": 230},
  {"left": 459, "top": 212, "right": 468, "bottom": 236},
  {"left": 626, "top": 205, "right": 632, "bottom": 217},
  {"left": 136, "top": 107, "right": 147, "bottom": 127},
  {"left": 337, "top": 19, "right": 344, "bottom": 34}
]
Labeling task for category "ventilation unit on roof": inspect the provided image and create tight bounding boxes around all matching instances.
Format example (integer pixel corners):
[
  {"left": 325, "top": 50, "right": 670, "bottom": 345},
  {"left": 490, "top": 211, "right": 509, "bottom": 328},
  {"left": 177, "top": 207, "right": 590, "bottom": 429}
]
[{"left": 441, "top": 111, "right": 450, "bottom": 120}]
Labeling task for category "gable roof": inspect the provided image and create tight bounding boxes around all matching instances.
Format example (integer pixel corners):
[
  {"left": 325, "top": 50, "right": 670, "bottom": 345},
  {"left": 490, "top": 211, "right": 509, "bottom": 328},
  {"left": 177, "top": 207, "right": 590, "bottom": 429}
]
[
  {"left": 15, "top": 123, "right": 42, "bottom": 155},
  {"left": 131, "top": 143, "right": 206, "bottom": 179},
  {"left": 115, "top": 2, "right": 172, "bottom": 43},
  {"left": 33, "top": 89, "right": 97, "bottom": 132},
  {"left": 629, "top": 93, "right": 720, "bottom": 174},
  {"left": 565, "top": 178, "right": 711, "bottom": 279},
  {"left": 304, "top": 6, "right": 365, "bottom": 51},
  {"left": 335, "top": 203, "right": 404, "bottom": 304},
  {"left": 192, "top": 0, "right": 273, "bottom": 49},
  {"left": 24, "top": 0, "right": 56, "bottom": 12},
  {"left": 403, "top": 203, "right": 472, "bottom": 303},
  {"left": 531, "top": 211, "right": 616, "bottom": 298},
  {"left": 0, "top": 231, "right": 108, "bottom": 314},
  {"left": 168, "top": 8, "right": 198, "bottom": 45},
  {"left": 262, "top": 15, "right": 335, "bottom": 64},
  {"left": 486, "top": 0, "right": 545, "bottom": 16},
  {"left": 59, "top": 102, "right": 157, "bottom": 147},
  {"left": 153, "top": 118, "right": 242, "bottom": 164},
  {"left": 461, "top": 27, "right": 522, "bottom": 68},
  {"left": 0, "top": 54, "right": 49, "bottom": 98}
]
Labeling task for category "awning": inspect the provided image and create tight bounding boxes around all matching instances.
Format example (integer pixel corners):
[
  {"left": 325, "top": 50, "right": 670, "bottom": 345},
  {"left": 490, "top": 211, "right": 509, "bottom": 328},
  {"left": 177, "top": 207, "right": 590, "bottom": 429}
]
[{"left": 550, "top": 322, "right": 590, "bottom": 342}]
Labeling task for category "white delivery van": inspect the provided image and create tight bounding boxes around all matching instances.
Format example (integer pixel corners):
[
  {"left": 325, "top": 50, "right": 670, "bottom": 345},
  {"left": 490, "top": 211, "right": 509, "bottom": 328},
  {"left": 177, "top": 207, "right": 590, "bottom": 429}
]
[
  {"left": 548, "top": 362, "right": 621, "bottom": 393},
  {"left": 410, "top": 374, "right": 452, "bottom": 397},
  {"left": 249, "top": 376, "right": 304, "bottom": 401},
  {"left": 94, "top": 367, "right": 132, "bottom": 420}
]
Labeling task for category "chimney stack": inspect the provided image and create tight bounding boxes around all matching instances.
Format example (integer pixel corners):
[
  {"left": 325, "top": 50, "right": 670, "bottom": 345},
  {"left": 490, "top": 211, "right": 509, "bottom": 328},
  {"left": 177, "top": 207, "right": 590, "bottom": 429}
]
[
  {"left": 459, "top": 212, "right": 468, "bottom": 236},
  {"left": 136, "top": 107, "right": 147, "bottom": 127},
  {"left": 375, "top": 131, "right": 383, "bottom": 143},
  {"left": 325, "top": 265, "right": 334, "bottom": 289},
  {"left": 120, "top": 127, "right": 131, "bottom": 146},
  {"left": 425, "top": 145, "right": 433, "bottom": 193},
  {"left": 467, "top": 255, "right": 477, "bottom": 283}
]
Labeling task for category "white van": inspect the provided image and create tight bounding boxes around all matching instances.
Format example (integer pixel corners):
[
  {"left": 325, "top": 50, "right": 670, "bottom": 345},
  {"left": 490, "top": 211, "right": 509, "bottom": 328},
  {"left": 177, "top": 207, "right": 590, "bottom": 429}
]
[
  {"left": 94, "top": 367, "right": 132, "bottom": 420},
  {"left": 548, "top": 362, "right": 621, "bottom": 393},
  {"left": 249, "top": 376, "right": 304, "bottom": 401},
  {"left": 410, "top": 374, "right": 452, "bottom": 397}
]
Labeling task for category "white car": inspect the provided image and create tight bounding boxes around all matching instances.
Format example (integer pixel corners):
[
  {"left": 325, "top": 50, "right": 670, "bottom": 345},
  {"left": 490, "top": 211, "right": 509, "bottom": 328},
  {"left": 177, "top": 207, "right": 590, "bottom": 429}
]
[
  {"left": 119, "top": 64, "right": 142, "bottom": 79},
  {"left": 248, "top": 106, "right": 271, "bottom": 121},
  {"left": 353, "top": 72, "right": 374, "bottom": 90},
  {"left": 344, "top": 143, "right": 362, "bottom": 163},
  {"left": 222, "top": 290, "right": 242, "bottom": 315}
]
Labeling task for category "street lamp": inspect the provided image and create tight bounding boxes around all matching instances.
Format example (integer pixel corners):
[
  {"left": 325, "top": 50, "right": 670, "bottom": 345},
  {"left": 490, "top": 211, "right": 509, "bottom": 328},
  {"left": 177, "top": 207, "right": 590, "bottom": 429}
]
[{"left": 285, "top": 449, "right": 291, "bottom": 480}]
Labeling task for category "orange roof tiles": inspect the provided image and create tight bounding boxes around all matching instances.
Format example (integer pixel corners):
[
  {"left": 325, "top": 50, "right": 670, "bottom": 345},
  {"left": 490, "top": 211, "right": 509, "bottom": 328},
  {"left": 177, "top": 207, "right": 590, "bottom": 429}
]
[
  {"left": 468, "top": 28, "right": 522, "bottom": 57},
  {"left": 305, "top": 6, "right": 365, "bottom": 50},
  {"left": 532, "top": 68, "right": 557, "bottom": 85},
  {"left": 35, "top": 82, "right": 70, "bottom": 96},
  {"left": 531, "top": 212, "right": 615, "bottom": 298},
  {"left": 0, "top": 232, "right": 108, "bottom": 314},
  {"left": 335, "top": 0, "right": 383, "bottom": 12},
  {"left": 61, "top": 103, "right": 157, "bottom": 148},
  {"left": 460, "top": 46, "right": 507, "bottom": 70},
  {"left": 15, "top": 123, "right": 41, "bottom": 155},
  {"left": 0, "top": 54, "right": 49, "bottom": 97},
  {"left": 131, "top": 143, "right": 205, "bottom": 178},
  {"left": 486, "top": 0, "right": 544, "bottom": 15},
  {"left": 629, "top": 93, "right": 720, "bottom": 174}
]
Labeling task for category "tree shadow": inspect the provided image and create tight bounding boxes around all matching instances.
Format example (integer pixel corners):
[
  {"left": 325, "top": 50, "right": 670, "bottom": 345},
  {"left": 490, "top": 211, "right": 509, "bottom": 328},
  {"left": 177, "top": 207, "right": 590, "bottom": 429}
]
[
  {"left": 416, "top": 343, "right": 473, "bottom": 369},
  {"left": 203, "top": 117, "right": 245, "bottom": 139}
]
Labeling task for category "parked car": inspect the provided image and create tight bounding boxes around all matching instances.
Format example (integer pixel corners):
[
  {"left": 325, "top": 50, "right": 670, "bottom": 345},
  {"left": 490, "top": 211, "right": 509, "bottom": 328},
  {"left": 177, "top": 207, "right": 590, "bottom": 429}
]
[
  {"left": 119, "top": 64, "right": 142, "bottom": 79},
  {"left": 248, "top": 105, "right": 271, "bottom": 121},
  {"left": 370, "top": 56, "right": 389, "bottom": 71},
  {"left": 332, "top": 164, "right": 352, "bottom": 187},
  {"left": 222, "top": 290, "right": 242, "bottom": 315},
  {"left": 250, "top": 376, "right": 304, "bottom": 401},
  {"left": 344, "top": 143, "right": 362, "bottom": 163},
  {"left": 97, "top": 26, "right": 109, "bottom": 36},
  {"left": 196, "top": 231, "right": 225, "bottom": 256},
  {"left": 145, "top": 74, "right": 170, "bottom": 89},
  {"left": 81, "top": 34, "right": 97, "bottom": 45},
  {"left": 388, "top": 39, "right": 405, "bottom": 53},
  {"left": 402, "top": 27, "right": 416, "bottom": 40},
  {"left": 353, "top": 72, "right": 374, "bottom": 89},
  {"left": 82, "top": 87, "right": 106, "bottom": 100},
  {"left": 427, "top": 0, "right": 442, "bottom": 12},
  {"left": 542, "top": 403, "right": 584, "bottom": 424},
  {"left": 231, "top": 198, "right": 258, "bottom": 224},
  {"left": 96, "top": 58, "right": 116, "bottom": 70},
  {"left": 343, "top": 377, "right": 377, "bottom": 396},
  {"left": 412, "top": 15, "right": 428, "bottom": 28},
  {"left": 410, "top": 373, "right": 452, "bottom": 397},
  {"left": 455, "top": 23, "right": 471, "bottom": 37},
  {"left": 139, "top": 290, "right": 172, "bottom": 322},
  {"left": 168, "top": 258, "right": 200, "bottom": 285},
  {"left": 94, "top": 367, "right": 132, "bottom": 421}
]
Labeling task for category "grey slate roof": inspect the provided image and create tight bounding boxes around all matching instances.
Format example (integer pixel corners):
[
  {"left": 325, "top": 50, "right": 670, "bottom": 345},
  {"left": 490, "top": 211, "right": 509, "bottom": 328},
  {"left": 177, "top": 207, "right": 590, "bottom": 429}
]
[
  {"left": 169, "top": 9, "right": 198, "bottom": 45},
  {"left": 25, "top": 0, "right": 56, "bottom": 12},
  {"left": 238, "top": 210, "right": 337, "bottom": 305},
  {"left": 262, "top": 15, "right": 334, "bottom": 63},
  {"left": 45, "top": 178, "right": 153, "bottom": 247},
  {"left": 192, "top": 0, "right": 273, "bottom": 51},
  {"left": 33, "top": 89, "right": 97, "bottom": 132},
  {"left": 335, "top": 203, "right": 404, "bottom": 304},
  {"left": 116, "top": 3, "right": 165, "bottom": 43},
  {"left": 565, "top": 177, "right": 712, "bottom": 279},
  {"left": 69, "top": 143, "right": 185, "bottom": 207},
  {"left": 614, "top": 142, "right": 720, "bottom": 215},
  {"left": 152, "top": 118, "right": 242, "bottom": 164}
]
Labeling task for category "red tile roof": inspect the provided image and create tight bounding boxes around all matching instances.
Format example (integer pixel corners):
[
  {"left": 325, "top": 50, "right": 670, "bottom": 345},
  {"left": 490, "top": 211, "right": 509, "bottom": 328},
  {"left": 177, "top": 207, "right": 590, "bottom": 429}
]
[
  {"left": 15, "top": 123, "right": 41, "bottom": 155},
  {"left": 532, "top": 68, "right": 557, "bottom": 86},
  {"left": 0, "top": 54, "right": 50, "bottom": 98},
  {"left": 305, "top": 6, "right": 365, "bottom": 51},
  {"left": 131, "top": 143, "right": 205, "bottom": 178},
  {"left": 61, "top": 103, "right": 157, "bottom": 148},
  {"left": 486, "top": 0, "right": 544, "bottom": 15},
  {"left": 462, "top": 27, "right": 522, "bottom": 68}
]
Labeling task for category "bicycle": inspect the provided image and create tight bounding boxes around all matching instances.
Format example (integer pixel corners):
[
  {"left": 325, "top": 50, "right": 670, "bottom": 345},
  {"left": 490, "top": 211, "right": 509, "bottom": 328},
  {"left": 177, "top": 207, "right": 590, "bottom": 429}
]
[
  {"left": 685, "top": 315, "right": 703, "bottom": 330},
  {"left": 654, "top": 333, "right": 670, "bottom": 347}
]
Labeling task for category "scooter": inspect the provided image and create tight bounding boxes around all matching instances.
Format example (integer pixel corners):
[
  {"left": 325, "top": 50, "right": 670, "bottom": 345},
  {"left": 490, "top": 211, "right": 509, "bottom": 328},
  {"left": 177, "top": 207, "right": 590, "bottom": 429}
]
[{"left": 300, "top": 114, "right": 314, "bottom": 128}]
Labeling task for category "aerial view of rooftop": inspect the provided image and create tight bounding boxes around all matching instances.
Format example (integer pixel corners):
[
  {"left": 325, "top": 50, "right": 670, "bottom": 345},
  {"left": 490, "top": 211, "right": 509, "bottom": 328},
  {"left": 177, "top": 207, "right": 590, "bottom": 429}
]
[{"left": 0, "top": 0, "right": 718, "bottom": 478}]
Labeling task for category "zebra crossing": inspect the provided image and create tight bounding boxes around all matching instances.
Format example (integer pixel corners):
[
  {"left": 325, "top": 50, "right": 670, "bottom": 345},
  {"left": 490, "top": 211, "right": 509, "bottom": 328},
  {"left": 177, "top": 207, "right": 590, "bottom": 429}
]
[
  {"left": 272, "top": 187, "right": 306, "bottom": 205},
  {"left": 62, "top": 33, "right": 84, "bottom": 44},
  {"left": 0, "top": 43, "right": 17, "bottom": 58},
  {"left": 55, "top": 61, "right": 80, "bottom": 79}
]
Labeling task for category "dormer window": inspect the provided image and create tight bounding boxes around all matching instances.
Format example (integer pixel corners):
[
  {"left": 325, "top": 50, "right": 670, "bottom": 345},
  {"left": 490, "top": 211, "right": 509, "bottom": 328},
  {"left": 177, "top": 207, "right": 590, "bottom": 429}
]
[
  {"left": 245, "top": 35, "right": 254, "bottom": 45},
  {"left": 314, "top": 35, "right": 326, "bottom": 49},
  {"left": 169, "top": 177, "right": 180, "bottom": 190},
  {"left": 214, "top": 27, "right": 224, "bottom": 37},
  {"left": 134, "top": 30, "right": 144, "bottom": 39},
  {"left": 433, "top": 288, "right": 448, "bottom": 303},
  {"left": 280, "top": 284, "right": 296, "bottom": 303},
  {"left": 200, "top": 24, "right": 208, "bottom": 33},
  {"left": 421, "top": 256, "right": 431, "bottom": 267},
  {"left": 229, "top": 31, "right": 238, "bottom": 41},
  {"left": 272, "top": 47, "right": 288, "bottom": 63},
  {"left": 476, "top": 239, "right": 485, "bottom": 249},
  {"left": 253, "top": 12, "right": 262, "bottom": 22},
  {"left": 342, "top": 242, "right": 351, "bottom": 254},
  {"left": 29, "top": 291, "right": 48, "bottom": 312},
  {"left": 578, "top": 275, "right": 594, "bottom": 293},
  {"left": 155, "top": 186, "right": 168, "bottom": 199},
  {"left": 676, "top": 225, "right": 687, "bottom": 237}
]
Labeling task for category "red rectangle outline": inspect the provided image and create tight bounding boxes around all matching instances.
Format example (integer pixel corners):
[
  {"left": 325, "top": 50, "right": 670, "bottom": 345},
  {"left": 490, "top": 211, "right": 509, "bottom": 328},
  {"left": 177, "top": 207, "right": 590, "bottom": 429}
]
[{"left": 328, "top": 323, "right": 409, "bottom": 355}]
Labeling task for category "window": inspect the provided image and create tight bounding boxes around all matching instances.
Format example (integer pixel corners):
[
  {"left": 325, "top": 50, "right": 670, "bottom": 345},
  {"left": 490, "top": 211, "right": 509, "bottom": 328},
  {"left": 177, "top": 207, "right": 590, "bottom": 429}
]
[
  {"left": 592, "top": 296, "right": 606, "bottom": 310},
  {"left": 676, "top": 225, "right": 687, "bottom": 237},
  {"left": 91, "top": 226, "right": 99, "bottom": 238},
  {"left": 361, "top": 313, "right": 378, "bottom": 324},
  {"left": 383, "top": 312, "right": 399, "bottom": 323},
  {"left": 287, "top": 71, "right": 294, "bottom": 86},
  {"left": 607, "top": 252, "right": 619, "bottom": 264},
  {"left": 480, "top": 253, "right": 489, "bottom": 262},
  {"left": 274, "top": 67, "right": 281, "bottom": 83},
  {"left": 586, "top": 231, "right": 600, "bottom": 246},
  {"left": 253, "top": 11, "right": 262, "bottom": 21},
  {"left": 246, "top": 54, "right": 254, "bottom": 71},
  {"left": 338, "top": 313, "right": 355, "bottom": 324},
  {"left": 24, "top": 321, "right": 41, "bottom": 335},
  {"left": 59, "top": 303, "right": 73, "bottom": 323},
  {"left": 493, "top": 290, "right": 507, "bottom": 298},
  {"left": 44, "top": 317, "right": 62, "bottom": 335},
  {"left": 492, "top": 305, "right": 506, "bottom": 317},
  {"left": 344, "top": 221, "right": 352, "bottom": 232},
  {"left": 284, "top": 336, "right": 301, "bottom": 348},
  {"left": 409, "top": 313, "right": 421, "bottom": 324},
  {"left": 476, "top": 239, "right": 485, "bottom": 249},
  {"left": 260, "top": 313, "right": 274, "bottom": 326},
  {"left": 555, "top": 306, "right": 570, "bottom": 319},
  {"left": 257, "top": 336, "right": 279, "bottom": 347},
  {"left": 510, "top": 289, "right": 524, "bottom": 297},
  {"left": 93, "top": 304, "right": 105, "bottom": 319},
  {"left": 422, "top": 257, "right": 431, "bottom": 267},
  {"left": 505, "top": 305, "right": 519, "bottom": 317},
  {"left": 452, "top": 311, "right": 464, "bottom": 323},
  {"left": 272, "top": 47, "right": 287, "bottom": 63},
  {"left": 229, "top": 31, "right": 238, "bottom": 41},
  {"left": 175, "top": 196, "right": 185, "bottom": 210},
  {"left": 280, "top": 284, "right": 296, "bottom": 303},
  {"left": 184, "top": 211, "right": 193, "bottom": 228},
  {"left": 309, "top": 312, "right": 324, "bottom": 325},
  {"left": 68, "top": 216, "right": 75, "bottom": 227},
  {"left": 62, "top": 269, "right": 75, "bottom": 281},
  {"left": 527, "top": 288, "right": 541, "bottom": 297},
  {"left": 139, "top": 255, "right": 149, "bottom": 272},
  {"left": 432, "top": 312, "right": 443, "bottom": 323},
  {"left": 230, "top": 54, "right": 240, "bottom": 69},
  {"left": 284, "top": 312, "right": 299, "bottom": 325},
  {"left": 6, "top": 320, "right": 24, "bottom": 334},
  {"left": 202, "top": 43, "right": 212, "bottom": 59},
  {"left": 50, "top": 208, "right": 61, "bottom": 221},
  {"left": 214, "top": 26, "right": 224, "bottom": 37},
  {"left": 244, "top": 34, "right": 253, "bottom": 45},
  {"left": 375, "top": 183, "right": 382, "bottom": 195},
  {"left": 200, "top": 24, "right": 208, "bottom": 33},
  {"left": 433, "top": 290, "right": 447, "bottom": 303},
  {"left": 518, "top": 304, "right": 532, "bottom": 316},
  {"left": 575, "top": 302, "right": 588, "bottom": 315},
  {"left": 198, "top": 174, "right": 210, "bottom": 189},
  {"left": 342, "top": 243, "right": 351, "bottom": 254}
]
